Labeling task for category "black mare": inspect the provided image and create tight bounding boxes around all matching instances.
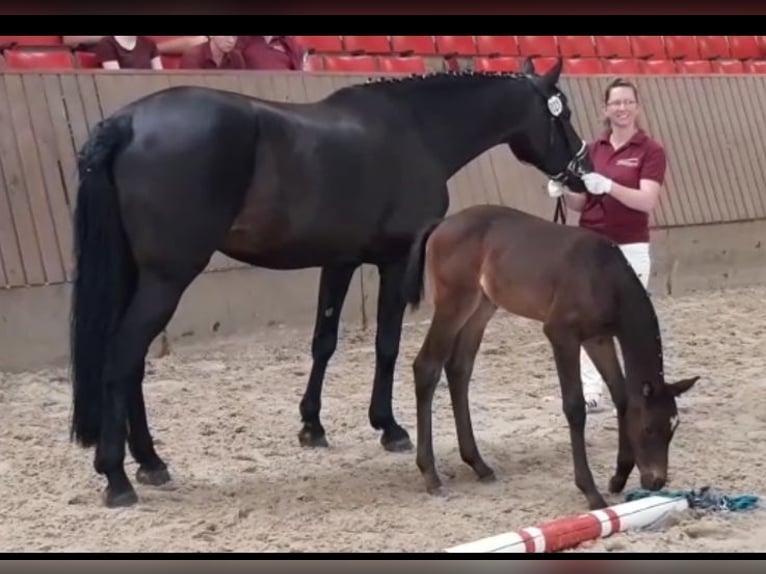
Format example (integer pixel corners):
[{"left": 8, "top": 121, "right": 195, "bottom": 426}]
[{"left": 69, "top": 57, "right": 593, "bottom": 507}]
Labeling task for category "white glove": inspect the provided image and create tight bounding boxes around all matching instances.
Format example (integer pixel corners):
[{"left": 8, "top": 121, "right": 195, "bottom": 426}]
[
  {"left": 582, "top": 172, "right": 613, "bottom": 195},
  {"left": 547, "top": 179, "right": 564, "bottom": 198}
]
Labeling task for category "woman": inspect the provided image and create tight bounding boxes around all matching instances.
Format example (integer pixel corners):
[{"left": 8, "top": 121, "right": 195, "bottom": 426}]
[
  {"left": 547, "top": 77, "right": 668, "bottom": 413},
  {"left": 180, "top": 36, "right": 246, "bottom": 69},
  {"left": 237, "top": 35, "right": 305, "bottom": 70},
  {"left": 93, "top": 35, "right": 163, "bottom": 70}
]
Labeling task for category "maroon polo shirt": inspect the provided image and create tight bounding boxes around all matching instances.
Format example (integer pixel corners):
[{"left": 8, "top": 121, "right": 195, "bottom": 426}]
[
  {"left": 94, "top": 36, "right": 158, "bottom": 69},
  {"left": 179, "top": 42, "right": 246, "bottom": 70},
  {"left": 578, "top": 129, "right": 667, "bottom": 244},
  {"left": 238, "top": 36, "right": 304, "bottom": 70}
]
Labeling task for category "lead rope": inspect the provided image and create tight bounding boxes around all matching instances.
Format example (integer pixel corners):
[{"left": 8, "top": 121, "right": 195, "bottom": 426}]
[{"left": 553, "top": 195, "right": 567, "bottom": 225}]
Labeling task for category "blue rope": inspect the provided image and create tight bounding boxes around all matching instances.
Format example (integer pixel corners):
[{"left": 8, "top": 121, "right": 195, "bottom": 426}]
[{"left": 625, "top": 486, "right": 759, "bottom": 512}]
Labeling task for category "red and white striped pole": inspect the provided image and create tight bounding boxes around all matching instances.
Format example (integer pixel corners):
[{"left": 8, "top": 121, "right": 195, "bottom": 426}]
[{"left": 445, "top": 495, "right": 689, "bottom": 553}]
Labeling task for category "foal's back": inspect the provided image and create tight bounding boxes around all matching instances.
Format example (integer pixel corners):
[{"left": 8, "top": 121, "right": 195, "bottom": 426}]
[{"left": 431, "top": 204, "right": 627, "bottom": 324}]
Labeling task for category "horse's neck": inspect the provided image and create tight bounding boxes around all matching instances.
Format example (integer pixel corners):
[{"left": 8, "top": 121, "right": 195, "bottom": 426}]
[
  {"left": 372, "top": 74, "right": 534, "bottom": 177},
  {"left": 615, "top": 276, "right": 665, "bottom": 395}
]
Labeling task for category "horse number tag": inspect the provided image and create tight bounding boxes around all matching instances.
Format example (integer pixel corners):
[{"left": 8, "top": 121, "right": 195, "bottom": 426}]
[{"left": 547, "top": 95, "right": 563, "bottom": 117}]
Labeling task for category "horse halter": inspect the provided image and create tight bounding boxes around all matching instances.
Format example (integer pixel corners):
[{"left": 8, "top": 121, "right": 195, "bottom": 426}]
[{"left": 544, "top": 92, "right": 589, "bottom": 184}]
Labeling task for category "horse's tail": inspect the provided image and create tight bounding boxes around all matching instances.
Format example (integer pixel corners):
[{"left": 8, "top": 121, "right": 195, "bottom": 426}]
[
  {"left": 70, "top": 113, "right": 138, "bottom": 448},
  {"left": 403, "top": 218, "right": 442, "bottom": 311}
]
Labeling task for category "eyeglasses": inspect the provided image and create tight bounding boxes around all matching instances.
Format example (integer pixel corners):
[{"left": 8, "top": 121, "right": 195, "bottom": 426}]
[{"left": 606, "top": 100, "right": 637, "bottom": 108}]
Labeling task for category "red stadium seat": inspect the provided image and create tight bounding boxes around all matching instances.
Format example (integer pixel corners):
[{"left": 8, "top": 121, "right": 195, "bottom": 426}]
[
  {"left": 0, "top": 36, "right": 61, "bottom": 48},
  {"left": 630, "top": 36, "right": 666, "bottom": 59},
  {"left": 4, "top": 48, "right": 74, "bottom": 69},
  {"left": 557, "top": 36, "right": 596, "bottom": 58},
  {"left": 602, "top": 58, "right": 642, "bottom": 75},
  {"left": 473, "top": 56, "right": 520, "bottom": 72},
  {"left": 640, "top": 59, "right": 677, "bottom": 74},
  {"left": 378, "top": 56, "right": 426, "bottom": 74},
  {"left": 696, "top": 36, "right": 731, "bottom": 59},
  {"left": 160, "top": 54, "right": 181, "bottom": 69},
  {"left": 74, "top": 50, "right": 99, "bottom": 69},
  {"left": 711, "top": 59, "right": 745, "bottom": 74},
  {"left": 594, "top": 36, "right": 632, "bottom": 58},
  {"left": 562, "top": 58, "right": 603, "bottom": 74},
  {"left": 728, "top": 36, "right": 761, "bottom": 59},
  {"left": 475, "top": 36, "right": 518, "bottom": 56},
  {"left": 744, "top": 60, "right": 766, "bottom": 73},
  {"left": 517, "top": 36, "right": 558, "bottom": 57},
  {"left": 343, "top": 36, "right": 391, "bottom": 54},
  {"left": 304, "top": 54, "right": 324, "bottom": 71},
  {"left": 677, "top": 60, "right": 713, "bottom": 74},
  {"left": 531, "top": 57, "right": 560, "bottom": 74},
  {"left": 435, "top": 36, "right": 477, "bottom": 56},
  {"left": 293, "top": 36, "right": 343, "bottom": 53},
  {"left": 390, "top": 36, "right": 436, "bottom": 55},
  {"left": 664, "top": 36, "right": 699, "bottom": 59},
  {"left": 322, "top": 55, "right": 378, "bottom": 72}
]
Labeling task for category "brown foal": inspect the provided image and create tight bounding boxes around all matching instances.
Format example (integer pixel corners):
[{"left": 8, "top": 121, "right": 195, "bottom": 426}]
[{"left": 402, "top": 204, "right": 698, "bottom": 510}]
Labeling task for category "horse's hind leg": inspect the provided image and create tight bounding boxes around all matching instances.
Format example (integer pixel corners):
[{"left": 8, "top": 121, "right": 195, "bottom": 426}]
[
  {"left": 299, "top": 263, "right": 358, "bottom": 448},
  {"left": 127, "top": 362, "right": 171, "bottom": 486},
  {"left": 542, "top": 320, "right": 606, "bottom": 510},
  {"left": 414, "top": 291, "right": 480, "bottom": 494},
  {"left": 582, "top": 336, "right": 634, "bottom": 494},
  {"left": 444, "top": 295, "right": 497, "bottom": 483},
  {"left": 97, "top": 270, "right": 195, "bottom": 507}
]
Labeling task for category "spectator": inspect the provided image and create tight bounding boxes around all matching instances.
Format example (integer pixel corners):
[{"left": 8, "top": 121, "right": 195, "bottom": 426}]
[
  {"left": 238, "top": 35, "right": 305, "bottom": 70},
  {"left": 180, "top": 36, "right": 246, "bottom": 70},
  {"left": 94, "top": 35, "right": 163, "bottom": 70},
  {"left": 547, "top": 77, "right": 668, "bottom": 414}
]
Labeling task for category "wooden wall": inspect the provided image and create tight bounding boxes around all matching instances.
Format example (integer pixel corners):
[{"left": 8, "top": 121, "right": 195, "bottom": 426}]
[{"left": 1, "top": 69, "right": 765, "bottom": 290}]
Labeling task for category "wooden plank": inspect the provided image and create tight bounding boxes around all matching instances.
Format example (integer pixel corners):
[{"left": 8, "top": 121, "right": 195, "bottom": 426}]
[
  {"left": 0, "top": 157, "right": 23, "bottom": 286},
  {"left": 76, "top": 74, "right": 104, "bottom": 131},
  {"left": 738, "top": 76, "right": 766, "bottom": 216},
  {"left": 60, "top": 74, "right": 91, "bottom": 153},
  {"left": 0, "top": 75, "right": 45, "bottom": 285},
  {"left": 23, "top": 73, "right": 73, "bottom": 282},
  {"left": 43, "top": 75, "right": 78, "bottom": 215},
  {"left": 5, "top": 74, "right": 65, "bottom": 284},
  {"left": 719, "top": 77, "right": 761, "bottom": 218}
]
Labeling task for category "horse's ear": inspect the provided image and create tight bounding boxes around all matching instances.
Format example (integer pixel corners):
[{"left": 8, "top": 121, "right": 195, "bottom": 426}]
[
  {"left": 521, "top": 57, "right": 535, "bottom": 75},
  {"left": 667, "top": 376, "right": 699, "bottom": 397},
  {"left": 541, "top": 57, "right": 563, "bottom": 89}
]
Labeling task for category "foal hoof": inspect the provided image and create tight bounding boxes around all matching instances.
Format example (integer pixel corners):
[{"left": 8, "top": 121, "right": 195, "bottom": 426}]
[
  {"left": 298, "top": 427, "right": 329, "bottom": 449},
  {"left": 587, "top": 494, "right": 608, "bottom": 511},
  {"left": 103, "top": 487, "right": 138, "bottom": 508},
  {"left": 609, "top": 474, "right": 628, "bottom": 494},
  {"left": 136, "top": 466, "right": 172, "bottom": 487},
  {"left": 477, "top": 468, "right": 496, "bottom": 484}
]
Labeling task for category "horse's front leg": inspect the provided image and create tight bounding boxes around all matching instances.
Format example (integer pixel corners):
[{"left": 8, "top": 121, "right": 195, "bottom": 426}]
[
  {"left": 369, "top": 260, "right": 413, "bottom": 452},
  {"left": 544, "top": 323, "right": 607, "bottom": 510},
  {"left": 298, "top": 264, "right": 358, "bottom": 448}
]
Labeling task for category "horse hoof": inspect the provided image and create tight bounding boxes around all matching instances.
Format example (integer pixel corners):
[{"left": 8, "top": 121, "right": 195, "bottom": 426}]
[
  {"left": 587, "top": 495, "right": 608, "bottom": 510},
  {"left": 136, "top": 466, "right": 172, "bottom": 487},
  {"left": 104, "top": 488, "right": 138, "bottom": 508},
  {"left": 477, "top": 469, "right": 496, "bottom": 484},
  {"left": 427, "top": 484, "right": 446, "bottom": 497},
  {"left": 608, "top": 474, "right": 628, "bottom": 494},
  {"left": 298, "top": 429, "right": 329, "bottom": 448},
  {"left": 381, "top": 428, "right": 413, "bottom": 452}
]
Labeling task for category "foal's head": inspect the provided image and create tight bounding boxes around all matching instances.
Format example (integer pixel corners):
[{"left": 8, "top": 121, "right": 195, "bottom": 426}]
[
  {"left": 505, "top": 57, "right": 593, "bottom": 187},
  {"left": 626, "top": 376, "right": 699, "bottom": 490}
]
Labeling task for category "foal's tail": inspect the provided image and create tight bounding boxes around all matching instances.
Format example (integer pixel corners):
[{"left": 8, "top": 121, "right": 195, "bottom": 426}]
[
  {"left": 70, "top": 113, "right": 138, "bottom": 448},
  {"left": 403, "top": 218, "right": 442, "bottom": 311}
]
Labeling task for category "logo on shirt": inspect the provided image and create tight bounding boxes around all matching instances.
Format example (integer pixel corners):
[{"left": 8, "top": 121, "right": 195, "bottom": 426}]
[{"left": 616, "top": 157, "right": 640, "bottom": 167}]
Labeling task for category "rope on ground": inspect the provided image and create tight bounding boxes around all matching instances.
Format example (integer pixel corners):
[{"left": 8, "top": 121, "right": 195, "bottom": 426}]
[{"left": 625, "top": 486, "right": 759, "bottom": 512}]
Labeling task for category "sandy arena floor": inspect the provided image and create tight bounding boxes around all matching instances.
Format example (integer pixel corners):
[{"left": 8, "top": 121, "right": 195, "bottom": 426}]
[{"left": 1, "top": 285, "right": 765, "bottom": 553}]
